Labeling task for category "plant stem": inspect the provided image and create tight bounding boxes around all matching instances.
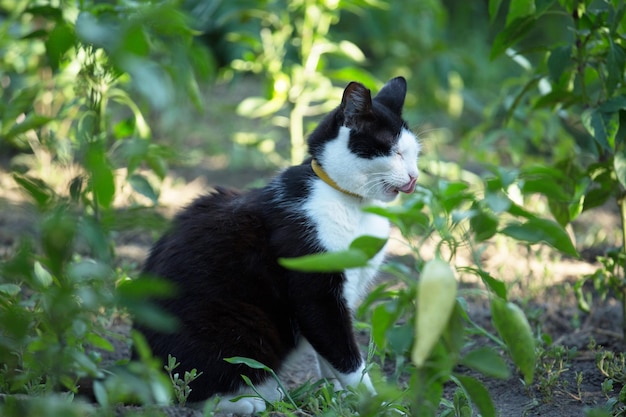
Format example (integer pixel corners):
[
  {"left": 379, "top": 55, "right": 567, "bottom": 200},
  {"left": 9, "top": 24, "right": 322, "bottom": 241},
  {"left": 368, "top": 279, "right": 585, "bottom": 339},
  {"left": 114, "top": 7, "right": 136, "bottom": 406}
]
[
  {"left": 290, "top": 101, "right": 305, "bottom": 165},
  {"left": 619, "top": 195, "right": 626, "bottom": 348}
]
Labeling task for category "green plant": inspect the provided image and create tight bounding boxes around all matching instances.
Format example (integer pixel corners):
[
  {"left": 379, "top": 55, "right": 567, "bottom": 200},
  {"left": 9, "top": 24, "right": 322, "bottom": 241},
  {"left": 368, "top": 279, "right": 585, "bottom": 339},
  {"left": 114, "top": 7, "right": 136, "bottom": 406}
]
[
  {"left": 227, "top": 0, "right": 380, "bottom": 165},
  {"left": 480, "top": 0, "right": 626, "bottom": 342},
  {"left": 535, "top": 343, "right": 577, "bottom": 402},
  {"left": 164, "top": 354, "right": 203, "bottom": 407},
  {"left": 0, "top": 0, "right": 212, "bottom": 415}
]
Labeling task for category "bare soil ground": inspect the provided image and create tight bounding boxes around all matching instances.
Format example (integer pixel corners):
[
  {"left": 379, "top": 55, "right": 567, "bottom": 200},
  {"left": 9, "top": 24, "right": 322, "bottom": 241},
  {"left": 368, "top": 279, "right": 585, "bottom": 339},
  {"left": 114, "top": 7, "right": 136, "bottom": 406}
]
[{"left": 1, "top": 159, "right": 623, "bottom": 417}]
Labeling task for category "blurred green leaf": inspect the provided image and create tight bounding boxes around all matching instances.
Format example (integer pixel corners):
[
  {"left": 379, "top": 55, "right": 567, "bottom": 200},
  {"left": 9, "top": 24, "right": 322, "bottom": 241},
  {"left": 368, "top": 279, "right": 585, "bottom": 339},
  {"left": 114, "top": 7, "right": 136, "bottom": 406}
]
[
  {"left": 463, "top": 267, "right": 507, "bottom": 299},
  {"left": 117, "top": 276, "right": 176, "bottom": 299},
  {"left": 372, "top": 304, "right": 396, "bottom": 348},
  {"left": 279, "top": 235, "right": 386, "bottom": 272},
  {"left": 500, "top": 218, "right": 579, "bottom": 257},
  {"left": 86, "top": 142, "right": 115, "bottom": 209},
  {"left": 12, "top": 173, "right": 55, "bottom": 209},
  {"left": 470, "top": 210, "right": 498, "bottom": 242},
  {"left": 337, "top": 40, "right": 365, "bottom": 62},
  {"left": 548, "top": 45, "right": 572, "bottom": 83},
  {"left": 460, "top": 347, "right": 511, "bottom": 379},
  {"left": 489, "top": 0, "right": 503, "bottom": 22},
  {"left": 0, "top": 284, "right": 21, "bottom": 297},
  {"left": 349, "top": 235, "right": 387, "bottom": 258},
  {"left": 4, "top": 114, "right": 54, "bottom": 141},
  {"left": 224, "top": 356, "right": 271, "bottom": 371},
  {"left": 33, "top": 261, "right": 53, "bottom": 288},
  {"left": 582, "top": 108, "right": 619, "bottom": 151},
  {"left": 606, "top": 38, "right": 626, "bottom": 92},
  {"left": 455, "top": 375, "right": 496, "bottom": 417},
  {"left": 24, "top": 5, "right": 63, "bottom": 21},
  {"left": 615, "top": 149, "right": 626, "bottom": 188},
  {"left": 506, "top": 0, "right": 536, "bottom": 26},
  {"left": 129, "top": 174, "right": 159, "bottom": 205},
  {"left": 279, "top": 248, "right": 370, "bottom": 272},
  {"left": 45, "top": 22, "right": 75, "bottom": 71},
  {"left": 2, "top": 87, "right": 40, "bottom": 123},
  {"left": 86, "top": 333, "right": 114, "bottom": 352},
  {"left": 490, "top": 16, "right": 536, "bottom": 59}
]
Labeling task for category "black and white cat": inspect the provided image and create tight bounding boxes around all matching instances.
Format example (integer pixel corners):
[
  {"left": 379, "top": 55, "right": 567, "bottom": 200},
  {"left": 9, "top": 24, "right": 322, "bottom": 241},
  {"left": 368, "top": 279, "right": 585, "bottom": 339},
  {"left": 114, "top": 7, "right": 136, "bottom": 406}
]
[{"left": 135, "top": 77, "right": 420, "bottom": 414}]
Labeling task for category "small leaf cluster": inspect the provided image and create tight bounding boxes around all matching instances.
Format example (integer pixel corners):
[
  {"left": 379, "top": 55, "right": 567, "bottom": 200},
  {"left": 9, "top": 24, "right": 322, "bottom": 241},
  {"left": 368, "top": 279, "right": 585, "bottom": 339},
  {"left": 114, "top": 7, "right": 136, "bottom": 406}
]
[{"left": 164, "top": 354, "right": 203, "bottom": 408}]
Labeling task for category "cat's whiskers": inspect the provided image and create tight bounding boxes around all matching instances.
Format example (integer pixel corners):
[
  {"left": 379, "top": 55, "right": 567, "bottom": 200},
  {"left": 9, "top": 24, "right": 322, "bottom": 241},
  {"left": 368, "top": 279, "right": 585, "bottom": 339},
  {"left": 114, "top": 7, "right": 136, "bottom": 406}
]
[{"left": 358, "top": 173, "right": 393, "bottom": 195}]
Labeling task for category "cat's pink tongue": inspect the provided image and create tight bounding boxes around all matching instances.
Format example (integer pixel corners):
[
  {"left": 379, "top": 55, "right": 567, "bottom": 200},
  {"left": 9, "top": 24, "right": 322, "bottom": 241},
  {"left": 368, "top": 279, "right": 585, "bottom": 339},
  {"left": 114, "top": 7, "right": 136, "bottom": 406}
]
[{"left": 398, "top": 177, "right": 417, "bottom": 193}]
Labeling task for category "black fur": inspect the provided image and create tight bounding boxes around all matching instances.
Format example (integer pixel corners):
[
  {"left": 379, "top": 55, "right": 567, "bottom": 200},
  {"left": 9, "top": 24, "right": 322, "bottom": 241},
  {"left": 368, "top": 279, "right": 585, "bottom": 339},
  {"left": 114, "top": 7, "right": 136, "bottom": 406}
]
[{"left": 133, "top": 77, "right": 409, "bottom": 402}]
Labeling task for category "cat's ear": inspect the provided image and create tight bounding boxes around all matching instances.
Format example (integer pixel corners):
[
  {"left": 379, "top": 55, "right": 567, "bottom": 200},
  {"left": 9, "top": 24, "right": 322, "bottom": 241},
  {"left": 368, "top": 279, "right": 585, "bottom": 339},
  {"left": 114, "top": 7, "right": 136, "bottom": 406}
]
[
  {"left": 341, "top": 82, "right": 372, "bottom": 122},
  {"left": 374, "top": 77, "right": 407, "bottom": 114}
]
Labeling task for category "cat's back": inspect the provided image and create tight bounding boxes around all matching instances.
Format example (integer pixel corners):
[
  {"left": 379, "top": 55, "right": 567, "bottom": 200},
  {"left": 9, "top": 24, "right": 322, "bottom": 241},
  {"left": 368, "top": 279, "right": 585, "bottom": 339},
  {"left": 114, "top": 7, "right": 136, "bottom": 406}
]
[{"left": 143, "top": 186, "right": 274, "bottom": 283}]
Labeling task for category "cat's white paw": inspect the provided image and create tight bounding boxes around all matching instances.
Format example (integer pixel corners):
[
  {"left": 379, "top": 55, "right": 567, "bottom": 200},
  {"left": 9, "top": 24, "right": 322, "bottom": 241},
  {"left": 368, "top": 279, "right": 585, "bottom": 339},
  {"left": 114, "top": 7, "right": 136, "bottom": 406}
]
[
  {"left": 215, "top": 378, "right": 283, "bottom": 415},
  {"left": 336, "top": 363, "right": 376, "bottom": 395},
  {"left": 315, "top": 353, "right": 376, "bottom": 395},
  {"left": 216, "top": 395, "right": 267, "bottom": 415}
]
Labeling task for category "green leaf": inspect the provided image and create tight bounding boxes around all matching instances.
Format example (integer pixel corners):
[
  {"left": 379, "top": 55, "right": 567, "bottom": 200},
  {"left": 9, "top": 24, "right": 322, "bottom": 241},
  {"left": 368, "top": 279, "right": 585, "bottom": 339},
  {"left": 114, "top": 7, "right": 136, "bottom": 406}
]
[
  {"left": 121, "top": 24, "right": 149, "bottom": 57},
  {"left": 224, "top": 357, "right": 271, "bottom": 372},
  {"left": 599, "top": 96, "right": 626, "bottom": 113},
  {"left": 24, "top": 5, "right": 63, "bottom": 21},
  {"left": 12, "top": 173, "right": 55, "bottom": 208},
  {"left": 500, "top": 218, "right": 579, "bottom": 257},
  {"left": 86, "top": 142, "right": 115, "bottom": 209},
  {"left": 520, "top": 165, "right": 570, "bottom": 201},
  {"left": 45, "top": 22, "right": 75, "bottom": 71},
  {"left": 34, "top": 261, "right": 53, "bottom": 288},
  {"left": 606, "top": 38, "right": 626, "bottom": 92},
  {"left": 491, "top": 16, "right": 536, "bottom": 59},
  {"left": 279, "top": 249, "right": 369, "bottom": 272},
  {"left": 461, "top": 267, "right": 507, "bottom": 299},
  {"left": 489, "top": 0, "right": 503, "bottom": 22},
  {"left": 2, "top": 86, "right": 39, "bottom": 122},
  {"left": 455, "top": 375, "right": 496, "bottom": 417},
  {"left": 582, "top": 108, "right": 619, "bottom": 151},
  {"left": 4, "top": 114, "right": 54, "bottom": 140},
  {"left": 504, "top": 75, "right": 541, "bottom": 123},
  {"left": 371, "top": 304, "right": 396, "bottom": 348},
  {"left": 337, "top": 40, "right": 365, "bottom": 62},
  {"left": 279, "top": 235, "right": 386, "bottom": 272},
  {"left": 386, "top": 322, "right": 414, "bottom": 355},
  {"left": 86, "top": 333, "right": 114, "bottom": 352},
  {"left": 349, "top": 235, "right": 387, "bottom": 258},
  {"left": 117, "top": 276, "right": 176, "bottom": 298},
  {"left": 460, "top": 347, "right": 511, "bottom": 379},
  {"left": 0, "top": 284, "right": 21, "bottom": 296},
  {"left": 129, "top": 174, "right": 158, "bottom": 205},
  {"left": 470, "top": 211, "right": 498, "bottom": 242},
  {"left": 506, "top": 0, "right": 536, "bottom": 26},
  {"left": 547, "top": 44, "right": 572, "bottom": 83}
]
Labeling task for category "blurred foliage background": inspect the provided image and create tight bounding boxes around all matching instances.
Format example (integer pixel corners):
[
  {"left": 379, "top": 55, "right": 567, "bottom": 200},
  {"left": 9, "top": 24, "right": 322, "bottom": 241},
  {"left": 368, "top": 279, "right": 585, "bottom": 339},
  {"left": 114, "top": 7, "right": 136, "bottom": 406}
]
[{"left": 1, "top": 0, "right": 625, "bottom": 416}]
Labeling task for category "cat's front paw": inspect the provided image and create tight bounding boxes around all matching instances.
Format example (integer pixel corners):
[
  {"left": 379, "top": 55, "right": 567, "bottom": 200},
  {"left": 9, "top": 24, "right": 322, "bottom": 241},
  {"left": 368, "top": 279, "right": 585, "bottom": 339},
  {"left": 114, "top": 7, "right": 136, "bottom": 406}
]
[
  {"left": 216, "top": 395, "right": 267, "bottom": 415},
  {"left": 338, "top": 364, "right": 376, "bottom": 395}
]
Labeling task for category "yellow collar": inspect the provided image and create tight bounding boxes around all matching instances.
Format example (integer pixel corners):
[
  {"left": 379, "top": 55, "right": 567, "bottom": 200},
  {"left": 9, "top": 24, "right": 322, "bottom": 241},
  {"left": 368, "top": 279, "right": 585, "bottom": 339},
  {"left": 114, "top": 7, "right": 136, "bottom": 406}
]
[{"left": 310, "top": 159, "right": 362, "bottom": 199}]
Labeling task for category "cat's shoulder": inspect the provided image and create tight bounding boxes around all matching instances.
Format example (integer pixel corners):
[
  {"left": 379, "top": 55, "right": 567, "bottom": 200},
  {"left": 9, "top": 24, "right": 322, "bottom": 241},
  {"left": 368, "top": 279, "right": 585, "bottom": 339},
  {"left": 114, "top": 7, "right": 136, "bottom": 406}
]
[{"left": 267, "top": 160, "right": 316, "bottom": 201}]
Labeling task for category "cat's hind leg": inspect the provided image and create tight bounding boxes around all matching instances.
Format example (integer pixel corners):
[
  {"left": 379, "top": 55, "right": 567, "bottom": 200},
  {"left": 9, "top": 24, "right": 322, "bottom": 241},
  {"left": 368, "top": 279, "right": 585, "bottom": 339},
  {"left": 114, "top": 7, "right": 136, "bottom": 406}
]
[{"left": 215, "top": 378, "right": 283, "bottom": 414}]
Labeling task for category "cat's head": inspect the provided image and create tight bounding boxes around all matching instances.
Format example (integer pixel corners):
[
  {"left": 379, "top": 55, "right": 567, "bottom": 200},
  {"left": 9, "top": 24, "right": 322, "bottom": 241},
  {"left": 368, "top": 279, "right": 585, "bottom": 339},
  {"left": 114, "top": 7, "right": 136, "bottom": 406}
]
[{"left": 308, "top": 77, "right": 420, "bottom": 202}]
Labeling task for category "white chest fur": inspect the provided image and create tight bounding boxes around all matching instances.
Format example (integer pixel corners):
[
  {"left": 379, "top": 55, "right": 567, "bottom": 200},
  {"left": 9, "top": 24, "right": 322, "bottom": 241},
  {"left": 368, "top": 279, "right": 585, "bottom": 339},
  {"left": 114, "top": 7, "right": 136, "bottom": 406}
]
[{"left": 302, "top": 182, "right": 390, "bottom": 310}]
